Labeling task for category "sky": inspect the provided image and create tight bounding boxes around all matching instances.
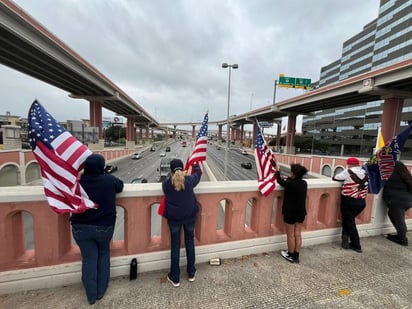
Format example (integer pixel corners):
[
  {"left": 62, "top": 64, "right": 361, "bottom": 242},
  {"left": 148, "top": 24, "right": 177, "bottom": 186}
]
[{"left": 1, "top": 0, "right": 380, "bottom": 133}]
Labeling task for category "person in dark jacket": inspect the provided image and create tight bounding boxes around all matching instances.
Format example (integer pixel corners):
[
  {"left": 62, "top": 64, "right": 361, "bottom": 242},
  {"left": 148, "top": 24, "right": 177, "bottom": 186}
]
[
  {"left": 276, "top": 163, "right": 308, "bottom": 263},
  {"left": 382, "top": 161, "right": 412, "bottom": 246},
  {"left": 70, "top": 154, "right": 124, "bottom": 305},
  {"left": 162, "top": 159, "right": 201, "bottom": 287}
]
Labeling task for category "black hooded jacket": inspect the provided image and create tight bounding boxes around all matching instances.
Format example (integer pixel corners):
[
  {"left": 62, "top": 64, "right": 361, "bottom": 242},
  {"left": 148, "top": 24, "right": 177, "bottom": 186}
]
[{"left": 70, "top": 154, "right": 124, "bottom": 226}]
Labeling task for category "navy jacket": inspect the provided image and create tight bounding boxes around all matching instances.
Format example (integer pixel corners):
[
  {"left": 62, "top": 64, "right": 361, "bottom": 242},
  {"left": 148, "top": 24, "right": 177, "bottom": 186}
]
[
  {"left": 70, "top": 154, "right": 124, "bottom": 226},
  {"left": 162, "top": 164, "right": 201, "bottom": 223}
]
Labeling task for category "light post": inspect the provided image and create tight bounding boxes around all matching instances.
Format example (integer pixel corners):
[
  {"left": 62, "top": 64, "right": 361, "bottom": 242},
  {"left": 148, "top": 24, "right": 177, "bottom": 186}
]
[{"left": 222, "top": 62, "right": 238, "bottom": 179}]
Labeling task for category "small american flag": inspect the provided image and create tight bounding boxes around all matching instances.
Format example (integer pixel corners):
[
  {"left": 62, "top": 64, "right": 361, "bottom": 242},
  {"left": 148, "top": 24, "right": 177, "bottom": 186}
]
[
  {"left": 28, "top": 100, "right": 97, "bottom": 214},
  {"left": 185, "top": 113, "right": 208, "bottom": 172},
  {"left": 254, "top": 123, "right": 276, "bottom": 196}
]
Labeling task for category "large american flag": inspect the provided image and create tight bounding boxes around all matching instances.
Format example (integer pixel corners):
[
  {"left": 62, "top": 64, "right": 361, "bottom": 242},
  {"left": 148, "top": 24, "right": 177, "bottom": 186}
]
[
  {"left": 254, "top": 123, "right": 277, "bottom": 196},
  {"left": 28, "top": 100, "right": 97, "bottom": 214},
  {"left": 185, "top": 113, "right": 208, "bottom": 172}
]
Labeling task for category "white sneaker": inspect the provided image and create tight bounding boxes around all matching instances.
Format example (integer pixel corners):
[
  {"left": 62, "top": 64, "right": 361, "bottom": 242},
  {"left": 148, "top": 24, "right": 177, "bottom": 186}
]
[
  {"left": 280, "top": 250, "right": 295, "bottom": 263},
  {"left": 188, "top": 270, "right": 197, "bottom": 282},
  {"left": 167, "top": 273, "right": 180, "bottom": 287}
]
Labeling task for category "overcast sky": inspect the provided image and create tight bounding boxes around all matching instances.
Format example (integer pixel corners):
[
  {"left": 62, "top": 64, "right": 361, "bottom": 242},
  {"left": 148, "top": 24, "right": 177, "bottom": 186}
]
[{"left": 2, "top": 0, "right": 379, "bottom": 132}]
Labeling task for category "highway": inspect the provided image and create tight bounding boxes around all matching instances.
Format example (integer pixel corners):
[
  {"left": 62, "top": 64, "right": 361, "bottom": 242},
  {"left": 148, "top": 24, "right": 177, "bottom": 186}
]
[{"left": 23, "top": 141, "right": 282, "bottom": 248}]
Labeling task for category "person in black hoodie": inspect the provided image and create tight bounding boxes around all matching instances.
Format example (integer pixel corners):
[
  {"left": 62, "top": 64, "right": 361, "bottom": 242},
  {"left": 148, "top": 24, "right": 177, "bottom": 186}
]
[
  {"left": 162, "top": 159, "right": 201, "bottom": 287},
  {"left": 70, "top": 154, "right": 124, "bottom": 305},
  {"left": 276, "top": 163, "right": 308, "bottom": 263},
  {"left": 382, "top": 161, "right": 412, "bottom": 246}
]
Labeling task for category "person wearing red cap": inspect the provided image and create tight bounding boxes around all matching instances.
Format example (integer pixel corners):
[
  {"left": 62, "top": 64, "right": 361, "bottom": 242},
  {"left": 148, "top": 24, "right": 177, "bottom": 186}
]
[{"left": 332, "top": 157, "right": 368, "bottom": 253}]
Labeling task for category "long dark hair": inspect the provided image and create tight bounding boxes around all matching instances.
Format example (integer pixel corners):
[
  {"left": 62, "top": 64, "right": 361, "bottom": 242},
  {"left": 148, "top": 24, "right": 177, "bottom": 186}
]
[{"left": 394, "top": 161, "right": 412, "bottom": 191}]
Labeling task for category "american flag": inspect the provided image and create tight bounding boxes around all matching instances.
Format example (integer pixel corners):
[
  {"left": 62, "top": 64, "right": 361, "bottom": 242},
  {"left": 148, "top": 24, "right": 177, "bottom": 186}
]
[
  {"left": 363, "top": 123, "right": 412, "bottom": 194},
  {"left": 185, "top": 113, "right": 208, "bottom": 172},
  {"left": 28, "top": 100, "right": 97, "bottom": 214},
  {"left": 254, "top": 123, "right": 277, "bottom": 196}
]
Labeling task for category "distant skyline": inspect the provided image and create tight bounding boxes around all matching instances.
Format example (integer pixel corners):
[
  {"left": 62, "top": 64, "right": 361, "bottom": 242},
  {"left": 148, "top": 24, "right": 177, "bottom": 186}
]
[{"left": 1, "top": 0, "right": 380, "bottom": 133}]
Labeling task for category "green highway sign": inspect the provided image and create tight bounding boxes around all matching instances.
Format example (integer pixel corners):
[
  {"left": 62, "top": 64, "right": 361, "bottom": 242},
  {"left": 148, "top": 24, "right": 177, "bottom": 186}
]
[
  {"left": 278, "top": 75, "right": 311, "bottom": 89},
  {"left": 278, "top": 76, "right": 295, "bottom": 88}
]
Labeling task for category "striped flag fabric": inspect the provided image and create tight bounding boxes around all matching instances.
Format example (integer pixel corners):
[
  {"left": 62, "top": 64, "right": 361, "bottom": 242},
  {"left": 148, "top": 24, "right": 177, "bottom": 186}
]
[
  {"left": 28, "top": 100, "right": 97, "bottom": 214},
  {"left": 363, "top": 123, "right": 412, "bottom": 194},
  {"left": 254, "top": 123, "right": 277, "bottom": 196},
  {"left": 185, "top": 113, "right": 208, "bottom": 172}
]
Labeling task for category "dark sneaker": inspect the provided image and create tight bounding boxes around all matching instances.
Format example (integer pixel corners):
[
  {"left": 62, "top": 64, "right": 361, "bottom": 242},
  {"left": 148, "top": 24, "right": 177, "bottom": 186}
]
[
  {"left": 341, "top": 235, "right": 349, "bottom": 249},
  {"left": 188, "top": 270, "right": 197, "bottom": 282},
  {"left": 280, "top": 250, "right": 295, "bottom": 263},
  {"left": 387, "top": 234, "right": 408, "bottom": 246},
  {"left": 349, "top": 244, "right": 362, "bottom": 253},
  {"left": 167, "top": 273, "right": 180, "bottom": 287}
]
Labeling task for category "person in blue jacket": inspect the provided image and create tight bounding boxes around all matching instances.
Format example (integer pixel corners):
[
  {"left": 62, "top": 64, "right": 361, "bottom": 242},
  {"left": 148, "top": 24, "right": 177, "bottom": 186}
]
[
  {"left": 162, "top": 159, "right": 201, "bottom": 287},
  {"left": 70, "top": 154, "right": 124, "bottom": 305}
]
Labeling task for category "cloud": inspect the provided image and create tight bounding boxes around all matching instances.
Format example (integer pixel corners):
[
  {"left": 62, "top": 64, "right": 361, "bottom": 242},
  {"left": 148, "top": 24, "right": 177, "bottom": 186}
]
[{"left": 3, "top": 0, "right": 379, "bottom": 131}]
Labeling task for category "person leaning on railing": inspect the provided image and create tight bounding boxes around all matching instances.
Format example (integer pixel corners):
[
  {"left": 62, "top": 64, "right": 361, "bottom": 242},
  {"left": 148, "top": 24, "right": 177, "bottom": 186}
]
[
  {"left": 332, "top": 157, "right": 368, "bottom": 253},
  {"left": 382, "top": 161, "right": 411, "bottom": 246}
]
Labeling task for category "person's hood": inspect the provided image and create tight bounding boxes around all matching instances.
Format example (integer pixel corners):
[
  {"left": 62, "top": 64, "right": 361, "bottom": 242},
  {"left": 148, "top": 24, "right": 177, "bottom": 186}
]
[{"left": 83, "top": 154, "right": 105, "bottom": 175}]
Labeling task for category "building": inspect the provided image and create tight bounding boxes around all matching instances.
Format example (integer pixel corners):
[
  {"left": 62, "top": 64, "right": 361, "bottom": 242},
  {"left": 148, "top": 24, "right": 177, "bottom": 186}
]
[{"left": 302, "top": 0, "right": 412, "bottom": 157}]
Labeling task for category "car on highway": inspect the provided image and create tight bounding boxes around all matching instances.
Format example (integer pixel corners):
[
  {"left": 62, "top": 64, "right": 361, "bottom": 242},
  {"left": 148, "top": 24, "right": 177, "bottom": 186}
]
[
  {"left": 131, "top": 152, "right": 142, "bottom": 160},
  {"left": 241, "top": 162, "right": 252, "bottom": 169},
  {"left": 241, "top": 149, "right": 248, "bottom": 155},
  {"left": 150, "top": 146, "right": 156, "bottom": 151},
  {"left": 159, "top": 153, "right": 166, "bottom": 157},
  {"left": 165, "top": 146, "right": 171, "bottom": 152},
  {"left": 104, "top": 164, "right": 118, "bottom": 173}
]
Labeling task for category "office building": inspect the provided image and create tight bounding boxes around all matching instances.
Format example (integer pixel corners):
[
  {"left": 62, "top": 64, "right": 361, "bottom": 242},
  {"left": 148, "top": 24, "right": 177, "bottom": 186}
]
[{"left": 302, "top": 0, "right": 412, "bottom": 157}]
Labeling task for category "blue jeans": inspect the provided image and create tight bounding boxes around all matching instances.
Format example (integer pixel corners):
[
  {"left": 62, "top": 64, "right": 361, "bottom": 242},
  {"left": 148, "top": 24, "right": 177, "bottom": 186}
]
[
  {"left": 168, "top": 220, "right": 196, "bottom": 282},
  {"left": 72, "top": 224, "right": 114, "bottom": 304}
]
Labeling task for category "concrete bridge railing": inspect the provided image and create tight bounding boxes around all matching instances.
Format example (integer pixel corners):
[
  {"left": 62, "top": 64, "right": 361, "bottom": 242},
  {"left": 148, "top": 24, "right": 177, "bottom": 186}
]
[{"left": 1, "top": 179, "right": 410, "bottom": 294}]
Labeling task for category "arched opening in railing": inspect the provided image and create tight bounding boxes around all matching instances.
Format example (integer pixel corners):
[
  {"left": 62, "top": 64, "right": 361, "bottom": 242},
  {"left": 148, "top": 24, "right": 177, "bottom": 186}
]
[
  {"left": 151, "top": 202, "right": 162, "bottom": 238},
  {"left": 113, "top": 205, "right": 125, "bottom": 241},
  {"left": 321, "top": 164, "right": 332, "bottom": 177},
  {"left": 25, "top": 161, "right": 40, "bottom": 184},
  {"left": 317, "top": 193, "right": 331, "bottom": 228},
  {"left": 23, "top": 210, "right": 34, "bottom": 250},
  {"left": 271, "top": 195, "right": 283, "bottom": 234},
  {"left": 0, "top": 163, "right": 20, "bottom": 186}
]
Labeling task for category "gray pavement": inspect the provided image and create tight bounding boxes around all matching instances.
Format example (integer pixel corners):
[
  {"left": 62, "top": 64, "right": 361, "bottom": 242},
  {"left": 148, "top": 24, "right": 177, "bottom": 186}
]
[{"left": 1, "top": 232, "right": 411, "bottom": 309}]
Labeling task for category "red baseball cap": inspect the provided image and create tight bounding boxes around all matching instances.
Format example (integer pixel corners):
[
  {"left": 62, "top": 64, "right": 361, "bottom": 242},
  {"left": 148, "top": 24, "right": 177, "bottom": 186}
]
[{"left": 346, "top": 157, "right": 360, "bottom": 165}]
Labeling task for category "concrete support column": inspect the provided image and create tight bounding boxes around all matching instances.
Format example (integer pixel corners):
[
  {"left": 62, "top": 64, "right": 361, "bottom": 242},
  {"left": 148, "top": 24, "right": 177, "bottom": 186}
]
[
  {"left": 381, "top": 97, "right": 404, "bottom": 143},
  {"left": 192, "top": 125, "right": 196, "bottom": 139},
  {"left": 145, "top": 127, "right": 150, "bottom": 142},
  {"left": 165, "top": 129, "right": 168, "bottom": 141},
  {"left": 172, "top": 125, "right": 176, "bottom": 139},
  {"left": 276, "top": 121, "right": 282, "bottom": 152},
  {"left": 126, "top": 117, "right": 136, "bottom": 149},
  {"left": 284, "top": 114, "right": 296, "bottom": 154},
  {"left": 89, "top": 101, "right": 103, "bottom": 149},
  {"left": 218, "top": 125, "right": 223, "bottom": 143},
  {"left": 240, "top": 125, "right": 244, "bottom": 145}
]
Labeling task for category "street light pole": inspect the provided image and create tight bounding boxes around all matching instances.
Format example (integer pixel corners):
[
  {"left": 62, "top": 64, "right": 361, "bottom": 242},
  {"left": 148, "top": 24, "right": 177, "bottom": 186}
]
[{"left": 222, "top": 62, "right": 238, "bottom": 180}]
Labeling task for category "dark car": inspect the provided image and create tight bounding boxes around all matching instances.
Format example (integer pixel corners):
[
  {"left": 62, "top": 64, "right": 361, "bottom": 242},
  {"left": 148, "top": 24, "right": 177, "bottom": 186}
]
[
  {"left": 104, "top": 164, "right": 118, "bottom": 173},
  {"left": 165, "top": 146, "right": 171, "bottom": 152},
  {"left": 241, "top": 162, "right": 252, "bottom": 169},
  {"left": 150, "top": 146, "right": 156, "bottom": 152},
  {"left": 131, "top": 177, "right": 148, "bottom": 183}
]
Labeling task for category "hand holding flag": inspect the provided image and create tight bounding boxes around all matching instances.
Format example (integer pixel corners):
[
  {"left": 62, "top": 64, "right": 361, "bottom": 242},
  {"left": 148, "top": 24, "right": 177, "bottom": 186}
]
[{"left": 28, "top": 100, "right": 97, "bottom": 213}]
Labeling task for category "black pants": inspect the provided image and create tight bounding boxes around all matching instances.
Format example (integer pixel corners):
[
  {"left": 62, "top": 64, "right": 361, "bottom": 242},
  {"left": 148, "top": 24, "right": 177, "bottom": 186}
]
[
  {"left": 387, "top": 206, "right": 408, "bottom": 240},
  {"left": 340, "top": 195, "right": 366, "bottom": 249}
]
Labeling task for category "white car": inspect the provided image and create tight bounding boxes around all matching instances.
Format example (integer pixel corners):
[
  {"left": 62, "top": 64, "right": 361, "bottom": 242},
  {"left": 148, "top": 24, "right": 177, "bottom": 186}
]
[
  {"left": 241, "top": 150, "right": 248, "bottom": 155},
  {"left": 132, "top": 153, "right": 142, "bottom": 160},
  {"left": 159, "top": 153, "right": 166, "bottom": 157}
]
